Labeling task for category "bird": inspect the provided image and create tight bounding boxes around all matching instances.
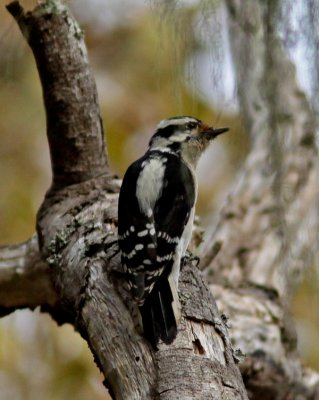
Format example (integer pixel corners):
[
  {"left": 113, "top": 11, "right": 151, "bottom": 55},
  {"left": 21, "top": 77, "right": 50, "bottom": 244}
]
[{"left": 117, "top": 116, "right": 229, "bottom": 348}]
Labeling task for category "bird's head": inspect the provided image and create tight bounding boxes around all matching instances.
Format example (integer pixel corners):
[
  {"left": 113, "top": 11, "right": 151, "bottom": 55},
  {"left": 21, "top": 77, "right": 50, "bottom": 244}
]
[{"left": 149, "top": 116, "right": 229, "bottom": 166}]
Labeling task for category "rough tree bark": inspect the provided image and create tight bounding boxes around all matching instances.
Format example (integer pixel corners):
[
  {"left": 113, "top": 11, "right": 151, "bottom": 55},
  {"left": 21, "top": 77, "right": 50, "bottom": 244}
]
[{"left": 2, "top": 1, "right": 248, "bottom": 399}]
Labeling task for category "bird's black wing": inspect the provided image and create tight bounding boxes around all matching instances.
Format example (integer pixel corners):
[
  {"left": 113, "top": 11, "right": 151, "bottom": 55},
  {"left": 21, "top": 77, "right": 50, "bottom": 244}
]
[
  {"left": 153, "top": 154, "right": 195, "bottom": 272},
  {"left": 118, "top": 155, "right": 158, "bottom": 304}
]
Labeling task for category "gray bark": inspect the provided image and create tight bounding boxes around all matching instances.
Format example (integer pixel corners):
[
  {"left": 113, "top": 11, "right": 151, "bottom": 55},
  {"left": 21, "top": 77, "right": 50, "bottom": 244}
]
[
  {"left": 3, "top": 1, "right": 248, "bottom": 399},
  {"left": 0, "top": 235, "right": 57, "bottom": 314}
]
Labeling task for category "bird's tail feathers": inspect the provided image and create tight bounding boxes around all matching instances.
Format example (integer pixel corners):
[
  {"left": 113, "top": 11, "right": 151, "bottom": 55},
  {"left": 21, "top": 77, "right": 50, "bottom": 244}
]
[{"left": 139, "top": 277, "right": 181, "bottom": 349}]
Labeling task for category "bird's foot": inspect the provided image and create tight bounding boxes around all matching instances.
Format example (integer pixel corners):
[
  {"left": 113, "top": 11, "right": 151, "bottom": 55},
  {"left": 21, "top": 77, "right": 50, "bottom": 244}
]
[{"left": 181, "top": 251, "right": 200, "bottom": 268}]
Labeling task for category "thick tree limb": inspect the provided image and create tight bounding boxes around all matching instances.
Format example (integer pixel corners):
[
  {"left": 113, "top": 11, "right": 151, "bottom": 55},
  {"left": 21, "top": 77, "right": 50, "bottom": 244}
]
[
  {"left": 0, "top": 235, "right": 57, "bottom": 315},
  {"left": 7, "top": 0, "right": 109, "bottom": 189},
  {"left": 213, "top": 283, "right": 319, "bottom": 399},
  {"left": 6, "top": 1, "right": 248, "bottom": 399}
]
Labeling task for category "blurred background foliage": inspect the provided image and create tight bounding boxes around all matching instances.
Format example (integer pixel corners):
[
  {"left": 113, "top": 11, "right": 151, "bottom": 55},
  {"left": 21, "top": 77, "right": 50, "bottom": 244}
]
[{"left": 0, "top": 0, "right": 317, "bottom": 399}]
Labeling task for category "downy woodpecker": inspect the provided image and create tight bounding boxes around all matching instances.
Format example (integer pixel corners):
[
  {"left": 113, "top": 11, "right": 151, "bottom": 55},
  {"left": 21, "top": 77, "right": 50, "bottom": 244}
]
[{"left": 118, "top": 116, "right": 228, "bottom": 347}]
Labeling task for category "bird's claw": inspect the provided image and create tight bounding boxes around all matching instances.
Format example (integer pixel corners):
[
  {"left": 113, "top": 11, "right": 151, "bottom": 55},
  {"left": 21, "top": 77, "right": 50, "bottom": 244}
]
[{"left": 181, "top": 252, "right": 200, "bottom": 268}]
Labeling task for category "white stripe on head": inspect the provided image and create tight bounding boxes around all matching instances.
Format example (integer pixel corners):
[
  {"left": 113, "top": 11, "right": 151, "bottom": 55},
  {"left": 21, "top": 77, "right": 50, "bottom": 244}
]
[{"left": 157, "top": 117, "right": 198, "bottom": 130}]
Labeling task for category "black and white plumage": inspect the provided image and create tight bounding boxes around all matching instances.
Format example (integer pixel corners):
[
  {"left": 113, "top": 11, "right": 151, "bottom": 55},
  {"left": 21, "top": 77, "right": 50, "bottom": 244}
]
[{"left": 118, "top": 116, "right": 229, "bottom": 348}]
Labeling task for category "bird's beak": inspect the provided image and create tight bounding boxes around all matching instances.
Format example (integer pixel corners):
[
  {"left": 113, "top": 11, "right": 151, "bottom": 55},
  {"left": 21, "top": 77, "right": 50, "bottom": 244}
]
[
  {"left": 211, "top": 127, "right": 229, "bottom": 137},
  {"left": 199, "top": 124, "right": 229, "bottom": 140}
]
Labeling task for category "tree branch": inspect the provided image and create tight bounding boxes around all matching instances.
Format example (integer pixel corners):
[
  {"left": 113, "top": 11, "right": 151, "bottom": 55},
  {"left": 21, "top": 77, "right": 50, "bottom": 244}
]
[
  {"left": 0, "top": 235, "right": 58, "bottom": 315},
  {"left": 7, "top": 0, "right": 109, "bottom": 189}
]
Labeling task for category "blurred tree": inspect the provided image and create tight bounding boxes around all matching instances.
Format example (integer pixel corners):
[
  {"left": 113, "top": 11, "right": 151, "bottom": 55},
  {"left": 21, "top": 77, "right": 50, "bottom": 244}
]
[{"left": 0, "top": 0, "right": 319, "bottom": 399}]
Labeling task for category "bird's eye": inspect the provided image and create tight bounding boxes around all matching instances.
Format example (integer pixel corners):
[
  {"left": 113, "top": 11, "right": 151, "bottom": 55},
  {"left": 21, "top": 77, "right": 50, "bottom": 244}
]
[{"left": 187, "top": 122, "right": 197, "bottom": 130}]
